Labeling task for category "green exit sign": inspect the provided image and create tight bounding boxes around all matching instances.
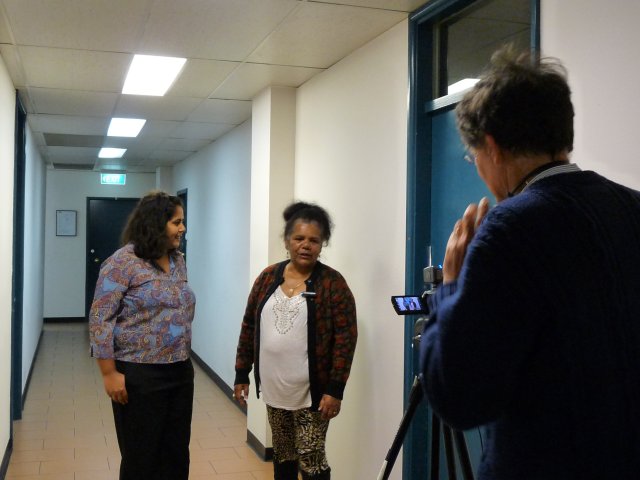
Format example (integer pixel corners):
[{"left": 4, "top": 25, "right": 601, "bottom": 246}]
[{"left": 101, "top": 173, "right": 126, "bottom": 185}]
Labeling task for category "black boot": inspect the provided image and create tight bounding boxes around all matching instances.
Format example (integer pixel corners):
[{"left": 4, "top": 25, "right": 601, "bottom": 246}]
[
  {"left": 301, "top": 467, "right": 330, "bottom": 480},
  {"left": 274, "top": 460, "right": 298, "bottom": 480}
]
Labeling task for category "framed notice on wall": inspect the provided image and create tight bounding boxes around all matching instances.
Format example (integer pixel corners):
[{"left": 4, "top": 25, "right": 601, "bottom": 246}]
[{"left": 56, "top": 210, "right": 77, "bottom": 236}]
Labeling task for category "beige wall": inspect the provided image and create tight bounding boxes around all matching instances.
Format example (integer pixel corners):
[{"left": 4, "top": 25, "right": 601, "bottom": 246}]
[{"left": 542, "top": 0, "right": 640, "bottom": 189}]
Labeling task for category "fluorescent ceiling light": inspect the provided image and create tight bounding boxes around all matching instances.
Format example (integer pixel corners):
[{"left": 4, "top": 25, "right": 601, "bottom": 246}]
[
  {"left": 122, "top": 54, "right": 187, "bottom": 96},
  {"left": 107, "top": 118, "right": 146, "bottom": 137},
  {"left": 99, "top": 148, "right": 127, "bottom": 158},
  {"left": 447, "top": 78, "right": 480, "bottom": 95}
]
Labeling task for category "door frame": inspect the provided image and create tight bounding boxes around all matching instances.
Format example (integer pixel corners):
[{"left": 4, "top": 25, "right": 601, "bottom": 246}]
[
  {"left": 177, "top": 188, "right": 188, "bottom": 259},
  {"left": 404, "top": 1, "right": 540, "bottom": 477},
  {"left": 11, "top": 93, "right": 26, "bottom": 422}
]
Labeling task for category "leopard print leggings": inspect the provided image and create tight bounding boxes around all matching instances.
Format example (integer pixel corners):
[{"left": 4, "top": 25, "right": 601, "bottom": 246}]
[{"left": 267, "top": 405, "right": 330, "bottom": 476}]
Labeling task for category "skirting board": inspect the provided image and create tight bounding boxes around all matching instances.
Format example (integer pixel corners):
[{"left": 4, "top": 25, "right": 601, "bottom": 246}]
[
  {"left": 43, "top": 317, "right": 85, "bottom": 323},
  {"left": 1, "top": 438, "right": 12, "bottom": 479},
  {"left": 190, "top": 350, "right": 273, "bottom": 461}
]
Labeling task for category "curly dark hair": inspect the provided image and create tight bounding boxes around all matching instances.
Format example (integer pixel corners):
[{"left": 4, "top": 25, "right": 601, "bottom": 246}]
[
  {"left": 456, "top": 45, "right": 574, "bottom": 157},
  {"left": 283, "top": 201, "right": 333, "bottom": 245},
  {"left": 121, "top": 191, "right": 184, "bottom": 259}
]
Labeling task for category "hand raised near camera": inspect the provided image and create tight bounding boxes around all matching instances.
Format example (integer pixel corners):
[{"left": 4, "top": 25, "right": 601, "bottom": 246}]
[{"left": 443, "top": 197, "right": 490, "bottom": 283}]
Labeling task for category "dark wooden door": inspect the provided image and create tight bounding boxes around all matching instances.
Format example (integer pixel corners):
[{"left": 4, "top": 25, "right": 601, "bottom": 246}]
[{"left": 85, "top": 197, "right": 139, "bottom": 318}]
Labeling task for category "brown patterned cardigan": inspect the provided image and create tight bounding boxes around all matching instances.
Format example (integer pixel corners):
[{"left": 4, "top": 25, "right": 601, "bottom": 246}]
[{"left": 234, "top": 260, "right": 357, "bottom": 409}]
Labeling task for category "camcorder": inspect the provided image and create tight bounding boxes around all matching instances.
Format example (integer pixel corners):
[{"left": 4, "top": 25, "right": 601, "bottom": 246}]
[{"left": 390, "top": 264, "right": 443, "bottom": 316}]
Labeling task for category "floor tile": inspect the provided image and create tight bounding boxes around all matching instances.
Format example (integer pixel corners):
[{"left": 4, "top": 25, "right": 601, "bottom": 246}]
[{"left": 7, "top": 323, "right": 269, "bottom": 479}]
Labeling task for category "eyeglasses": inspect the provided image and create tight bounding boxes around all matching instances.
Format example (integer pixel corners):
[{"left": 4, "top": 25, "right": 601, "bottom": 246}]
[{"left": 463, "top": 149, "right": 477, "bottom": 165}]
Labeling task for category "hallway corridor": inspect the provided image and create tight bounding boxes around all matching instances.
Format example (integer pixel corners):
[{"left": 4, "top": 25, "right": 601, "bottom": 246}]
[{"left": 6, "top": 323, "right": 273, "bottom": 479}]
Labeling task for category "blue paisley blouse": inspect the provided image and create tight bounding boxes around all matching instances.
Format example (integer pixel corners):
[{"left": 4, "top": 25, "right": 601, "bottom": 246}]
[{"left": 89, "top": 243, "right": 196, "bottom": 363}]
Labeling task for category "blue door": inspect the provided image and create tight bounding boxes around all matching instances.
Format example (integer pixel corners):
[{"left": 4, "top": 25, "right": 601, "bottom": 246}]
[{"left": 405, "top": 1, "right": 539, "bottom": 477}]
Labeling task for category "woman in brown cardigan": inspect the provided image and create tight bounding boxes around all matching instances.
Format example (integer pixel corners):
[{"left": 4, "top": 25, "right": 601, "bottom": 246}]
[{"left": 234, "top": 201, "right": 357, "bottom": 480}]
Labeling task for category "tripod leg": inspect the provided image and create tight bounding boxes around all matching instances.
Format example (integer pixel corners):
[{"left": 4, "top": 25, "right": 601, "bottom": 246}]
[
  {"left": 453, "top": 430, "right": 475, "bottom": 480},
  {"left": 442, "top": 425, "right": 458, "bottom": 480},
  {"left": 430, "top": 413, "right": 441, "bottom": 479},
  {"left": 376, "top": 376, "right": 424, "bottom": 480}
]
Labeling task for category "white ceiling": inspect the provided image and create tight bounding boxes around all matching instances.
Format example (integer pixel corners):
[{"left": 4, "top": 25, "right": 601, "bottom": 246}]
[{"left": 0, "top": 0, "right": 430, "bottom": 172}]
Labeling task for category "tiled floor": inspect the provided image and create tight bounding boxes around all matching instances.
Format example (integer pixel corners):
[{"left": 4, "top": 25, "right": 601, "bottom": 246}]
[{"left": 7, "top": 323, "right": 274, "bottom": 479}]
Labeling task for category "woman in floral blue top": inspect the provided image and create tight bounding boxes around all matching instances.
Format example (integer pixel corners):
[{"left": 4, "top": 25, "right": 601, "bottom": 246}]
[{"left": 90, "top": 191, "right": 196, "bottom": 480}]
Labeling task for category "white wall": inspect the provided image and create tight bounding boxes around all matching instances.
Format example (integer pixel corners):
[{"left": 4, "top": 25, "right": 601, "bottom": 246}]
[
  {"left": 0, "top": 54, "right": 15, "bottom": 460},
  {"left": 173, "top": 120, "right": 252, "bottom": 388},
  {"left": 22, "top": 124, "right": 46, "bottom": 392},
  {"left": 43, "top": 170, "right": 155, "bottom": 317},
  {"left": 541, "top": 0, "right": 640, "bottom": 189},
  {"left": 295, "top": 20, "right": 409, "bottom": 480}
]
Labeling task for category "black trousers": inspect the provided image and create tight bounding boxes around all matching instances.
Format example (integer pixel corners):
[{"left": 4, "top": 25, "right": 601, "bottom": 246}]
[{"left": 112, "top": 359, "right": 194, "bottom": 480}]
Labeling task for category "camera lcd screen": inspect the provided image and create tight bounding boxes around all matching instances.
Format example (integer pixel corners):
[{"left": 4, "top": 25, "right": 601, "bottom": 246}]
[{"left": 391, "top": 295, "right": 428, "bottom": 315}]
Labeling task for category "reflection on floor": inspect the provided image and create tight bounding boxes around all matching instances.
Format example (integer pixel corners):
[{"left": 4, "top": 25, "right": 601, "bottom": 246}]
[{"left": 6, "top": 322, "right": 273, "bottom": 479}]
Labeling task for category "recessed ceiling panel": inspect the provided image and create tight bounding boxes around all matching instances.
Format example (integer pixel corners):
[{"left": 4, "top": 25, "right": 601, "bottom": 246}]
[
  {"left": 44, "top": 133, "right": 104, "bottom": 148},
  {"left": 47, "top": 145, "right": 100, "bottom": 162}
]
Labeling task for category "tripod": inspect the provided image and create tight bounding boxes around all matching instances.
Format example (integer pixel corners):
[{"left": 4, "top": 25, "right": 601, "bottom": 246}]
[
  {"left": 376, "top": 375, "right": 475, "bottom": 480},
  {"left": 377, "top": 258, "right": 475, "bottom": 480}
]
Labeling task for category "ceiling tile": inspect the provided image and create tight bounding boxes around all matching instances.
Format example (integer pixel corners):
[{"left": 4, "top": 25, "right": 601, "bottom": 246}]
[
  {"left": 28, "top": 87, "right": 118, "bottom": 117},
  {"left": 138, "top": 120, "right": 181, "bottom": 138},
  {"left": 0, "top": 6, "right": 13, "bottom": 44},
  {"left": 187, "top": 99, "right": 252, "bottom": 124},
  {"left": 211, "top": 62, "right": 322, "bottom": 100},
  {"left": 167, "top": 58, "right": 240, "bottom": 99},
  {"left": 157, "top": 137, "right": 211, "bottom": 152},
  {"left": 0, "top": 45, "right": 26, "bottom": 87},
  {"left": 137, "top": 0, "right": 299, "bottom": 61},
  {"left": 101, "top": 137, "right": 138, "bottom": 149},
  {"left": 19, "top": 46, "right": 131, "bottom": 92},
  {"left": 247, "top": 2, "right": 407, "bottom": 68},
  {"left": 171, "top": 121, "right": 236, "bottom": 140},
  {"left": 147, "top": 149, "right": 192, "bottom": 162},
  {"left": 114, "top": 95, "right": 203, "bottom": 122},
  {"left": 313, "top": 0, "right": 429, "bottom": 12},
  {"left": 1, "top": 0, "right": 154, "bottom": 51}
]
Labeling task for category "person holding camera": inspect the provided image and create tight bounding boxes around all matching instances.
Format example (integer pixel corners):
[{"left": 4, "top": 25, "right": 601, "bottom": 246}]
[
  {"left": 89, "top": 191, "right": 195, "bottom": 480},
  {"left": 419, "top": 47, "right": 640, "bottom": 479},
  {"left": 234, "top": 201, "right": 357, "bottom": 480}
]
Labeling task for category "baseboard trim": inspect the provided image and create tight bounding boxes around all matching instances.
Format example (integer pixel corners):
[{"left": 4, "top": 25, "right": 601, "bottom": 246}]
[
  {"left": 190, "top": 350, "right": 273, "bottom": 461},
  {"left": 21, "top": 330, "right": 44, "bottom": 411},
  {"left": 190, "top": 350, "right": 247, "bottom": 415},
  {"left": 1, "top": 438, "right": 13, "bottom": 479},
  {"left": 247, "top": 429, "right": 274, "bottom": 461},
  {"left": 43, "top": 317, "right": 85, "bottom": 323}
]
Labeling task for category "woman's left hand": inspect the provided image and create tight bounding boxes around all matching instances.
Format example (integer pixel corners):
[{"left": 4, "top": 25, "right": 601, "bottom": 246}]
[{"left": 319, "top": 394, "right": 341, "bottom": 420}]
